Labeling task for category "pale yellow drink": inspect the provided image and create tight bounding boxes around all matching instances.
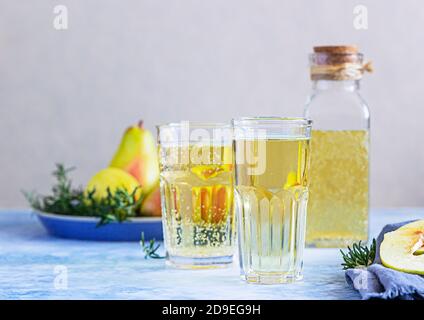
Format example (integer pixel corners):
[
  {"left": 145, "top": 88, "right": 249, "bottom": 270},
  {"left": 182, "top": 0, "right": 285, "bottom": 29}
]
[
  {"left": 235, "top": 138, "right": 310, "bottom": 283},
  {"left": 307, "top": 130, "right": 369, "bottom": 247},
  {"left": 159, "top": 144, "right": 235, "bottom": 267}
]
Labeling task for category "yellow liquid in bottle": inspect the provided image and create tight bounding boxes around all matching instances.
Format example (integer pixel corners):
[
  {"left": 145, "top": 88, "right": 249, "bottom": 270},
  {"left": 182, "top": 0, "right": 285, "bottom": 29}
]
[{"left": 307, "top": 130, "right": 369, "bottom": 247}]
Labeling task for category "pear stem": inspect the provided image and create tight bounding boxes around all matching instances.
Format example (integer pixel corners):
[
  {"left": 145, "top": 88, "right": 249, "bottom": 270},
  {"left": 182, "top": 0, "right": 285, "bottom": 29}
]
[{"left": 138, "top": 120, "right": 144, "bottom": 128}]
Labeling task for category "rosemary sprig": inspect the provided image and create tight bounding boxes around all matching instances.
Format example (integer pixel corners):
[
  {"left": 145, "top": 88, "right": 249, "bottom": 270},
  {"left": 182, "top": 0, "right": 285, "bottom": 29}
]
[
  {"left": 140, "top": 232, "right": 165, "bottom": 259},
  {"left": 340, "top": 239, "right": 377, "bottom": 269},
  {"left": 23, "top": 163, "right": 142, "bottom": 226}
]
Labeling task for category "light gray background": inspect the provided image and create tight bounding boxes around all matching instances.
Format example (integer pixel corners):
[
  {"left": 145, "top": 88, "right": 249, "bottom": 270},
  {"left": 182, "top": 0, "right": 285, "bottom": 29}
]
[{"left": 0, "top": 0, "right": 422, "bottom": 208}]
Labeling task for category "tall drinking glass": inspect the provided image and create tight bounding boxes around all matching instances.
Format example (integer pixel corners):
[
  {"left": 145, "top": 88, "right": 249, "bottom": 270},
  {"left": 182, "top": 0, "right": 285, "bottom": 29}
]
[
  {"left": 157, "top": 122, "right": 235, "bottom": 268},
  {"left": 233, "top": 117, "right": 312, "bottom": 284}
]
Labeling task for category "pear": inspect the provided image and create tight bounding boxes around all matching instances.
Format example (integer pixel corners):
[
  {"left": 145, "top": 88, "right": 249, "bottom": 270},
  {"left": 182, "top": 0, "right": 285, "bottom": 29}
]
[
  {"left": 191, "top": 164, "right": 232, "bottom": 181},
  {"left": 85, "top": 168, "right": 142, "bottom": 201},
  {"left": 380, "top": 220, "right": 424, "bottom": 275},
  {"left": 110, "top": 121, "right": 160, "bottom": 196},
  {"left": 140, "top": 186, "right": 162, "bottom": 217}
]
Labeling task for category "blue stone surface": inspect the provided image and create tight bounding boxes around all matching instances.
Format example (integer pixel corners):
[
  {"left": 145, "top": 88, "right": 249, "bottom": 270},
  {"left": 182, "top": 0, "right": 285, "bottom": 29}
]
[{"left": 0, "top": 208, "right": 423, "bottom": 299}]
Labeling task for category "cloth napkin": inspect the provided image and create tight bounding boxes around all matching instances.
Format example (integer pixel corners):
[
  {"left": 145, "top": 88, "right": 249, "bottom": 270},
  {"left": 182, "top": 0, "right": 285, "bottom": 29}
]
[{"left": 345, "top": 220, "right": 424, "bottom": 300}]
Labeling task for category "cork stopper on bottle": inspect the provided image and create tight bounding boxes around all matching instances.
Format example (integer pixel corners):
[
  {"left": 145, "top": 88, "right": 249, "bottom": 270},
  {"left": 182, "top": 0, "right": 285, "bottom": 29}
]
[
  {"left": 310, "top": 45, "right": 372, "bottom": 80},
  {"left": 313, "top": 45, "right": 361, "bottom": 65},
  {"left": 313, "top": 45, "right": 358, "bottom": 54}
]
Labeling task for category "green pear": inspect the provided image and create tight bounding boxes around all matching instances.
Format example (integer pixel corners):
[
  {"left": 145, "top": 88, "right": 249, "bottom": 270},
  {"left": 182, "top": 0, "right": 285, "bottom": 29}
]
[
  {"left": 110, "top": 121, "right": 160, "bottom": 196},
  {"left": 85, "top": 168, "right": 142, "bottom": 201},
  {"left": 380, "top": 220, "right": 424, "bottom": 274}
]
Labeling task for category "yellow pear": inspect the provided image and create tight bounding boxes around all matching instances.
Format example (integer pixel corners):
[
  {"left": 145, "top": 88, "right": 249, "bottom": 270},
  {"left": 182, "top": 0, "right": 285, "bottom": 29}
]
[
  {"left": 85, "top": 168, "right": 142, "bottom": 201},
  {"left": 109, "top": 120, "right": 160, "bottom": 195},
  {"left": 380, "top": 220, "right": 424, "bottom": 275}
]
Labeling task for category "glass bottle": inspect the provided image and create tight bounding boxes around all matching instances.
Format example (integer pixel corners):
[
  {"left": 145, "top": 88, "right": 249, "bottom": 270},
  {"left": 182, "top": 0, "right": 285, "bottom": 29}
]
[{"left": 304, "top": 45, "right": 372, "bottom": 247}]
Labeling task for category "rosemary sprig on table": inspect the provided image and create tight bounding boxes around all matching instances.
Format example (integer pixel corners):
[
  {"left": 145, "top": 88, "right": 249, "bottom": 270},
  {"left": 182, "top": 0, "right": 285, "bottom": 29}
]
[
  {"left": 340, "top": 239, "right": 377, "bottom": 269},
  {"left": 23, "top": 163, "right": 142, "bottom": 226},
  {"left": 140, "top": 232, "right": 165, "bottom": 259}
]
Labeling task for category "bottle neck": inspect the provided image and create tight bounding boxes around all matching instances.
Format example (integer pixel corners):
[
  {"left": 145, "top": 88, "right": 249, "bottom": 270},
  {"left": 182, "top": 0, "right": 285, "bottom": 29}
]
[{"left": 312, "top": 79, "right": 360, "bottom": 92}]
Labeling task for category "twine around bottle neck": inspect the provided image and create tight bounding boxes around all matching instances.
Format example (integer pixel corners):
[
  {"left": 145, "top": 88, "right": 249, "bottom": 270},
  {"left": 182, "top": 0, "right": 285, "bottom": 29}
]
[{"left": 310, "top": 61, "right": 373, "bottom": 81}]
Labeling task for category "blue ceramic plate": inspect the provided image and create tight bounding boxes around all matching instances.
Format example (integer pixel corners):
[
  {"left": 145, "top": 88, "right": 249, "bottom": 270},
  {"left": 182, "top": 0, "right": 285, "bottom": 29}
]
[{"left": 35, "top": 211, "right": 163, "bottom": 241}]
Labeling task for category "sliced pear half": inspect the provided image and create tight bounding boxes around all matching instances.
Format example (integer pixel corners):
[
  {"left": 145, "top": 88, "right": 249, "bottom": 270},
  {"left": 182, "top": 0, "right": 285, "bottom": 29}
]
[{"left": 380, "top": 220, "right": 424, "bottom": 274}]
